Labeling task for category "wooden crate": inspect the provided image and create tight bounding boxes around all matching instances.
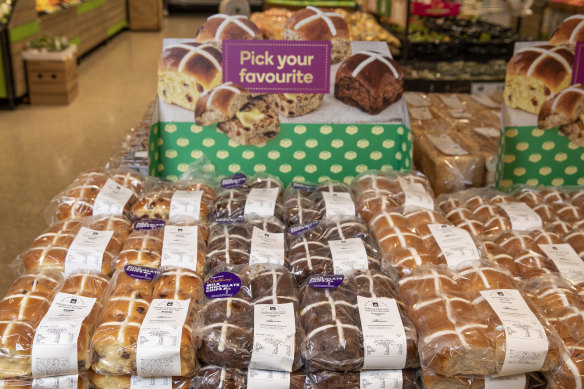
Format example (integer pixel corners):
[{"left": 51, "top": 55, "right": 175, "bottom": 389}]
[{"left": 26, "top": 57, "right": 78, "bottom": 104}]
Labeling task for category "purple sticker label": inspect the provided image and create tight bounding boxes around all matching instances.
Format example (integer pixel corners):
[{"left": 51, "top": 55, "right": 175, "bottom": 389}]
[
  {"left": 221, "top": 173, "right": 247, "bottom": 189},
  {"left": 288, "top": 222, "right": 319, "bottom": 235},
  {"left": 205, "top": 272, "right": 242, "bottom": 298},
  {"left": 292, "top": 182, "right": 317, "bottom": 191},
  {"left": 223, "top": 40, "right": 331, "bottom": 94},
  {"left": 572, "top": 41, "right": 584, "bottom": 85},
  {"left": 307, "top": 275, "right": 344, "bottom": 289},
  {"left": 124, "top": 265, "right": 159, "bottom": 281},
  {"left": 133, "top": 219, "right": 166, "bottom": 230}
]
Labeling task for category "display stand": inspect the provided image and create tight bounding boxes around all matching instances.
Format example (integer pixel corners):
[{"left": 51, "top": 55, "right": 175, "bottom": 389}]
[{"left": 0, "top": 0, "right": 127, "bottom": 107}]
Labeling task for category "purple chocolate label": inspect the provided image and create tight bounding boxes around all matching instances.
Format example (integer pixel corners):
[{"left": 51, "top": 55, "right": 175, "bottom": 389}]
[
  {"left": 572, "top": 41, "right": 584, "bottom": 85},
  {"left": 124, "top": 265, "right": 159, "bottom": 280},
  {"left": 204, "top": 272, "right": 242, "bottom": 298},
  {"left": 133, "top": 219, "right": 166, "bottom": 230},
  {"left": 307, "top": 275, "right": 344, "bottom": 289},
  {"left": 288, "top": 222, "right": 319, "bottom": 235},
  {"left": 223, "top": 40, "right": 331, "bottom": 94},
  {"left": 292, "top": 182, "right": 317, "bottom": 191},
  {"left": 221, "top": 173, "right": 247, "bottom": 189}
]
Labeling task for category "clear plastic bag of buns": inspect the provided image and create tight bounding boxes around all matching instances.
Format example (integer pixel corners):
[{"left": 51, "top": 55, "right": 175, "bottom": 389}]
[
  {"left": 419, "top": 369, "right": 547, "bottom": 389},
  {"left": 91, "top": 265, "right": 202, "bottom": 377},
  {"left": 0, "top": 375, "right": 91, "bottom": 389},
  {"left": 206, "top": 215, "right": 287, "bottom": 274},
  {"left": 115, "top": 219, "right": 207, "bottom": 276},
  {"left": 0, "top": 271, "right": 110, "bottom": 379},
  {"left": 89, "top": 371, "right": 191, "bottom": 389},
  {"left": 17, "top": 215, "right": 132, "bottom": 277},
  {"left": 283, "top": 181, "right": 322, "bottom": 227},
  {"left": 196, "top": 264, "right": 304, "bottom": 372},
  {"left": 547, "top": 338, "right": 584, "bottom": 389},
  {"left": 130, "top": 158, "right": 218, "bottom": 224},
  {"left": 352, "top": 170, "right": 435, "bottom": 223},
  {"left": 306, "top": 369, "right": 420, "bottom": 388},
  {"left": 212, "top": 172, "right": 285, "bottom": 222},
  {"left": 193, "top": 365, "right": 308, "bottom": 389},
  {"left": 300, "top": 268, "right": 418, "bottom": 372},
  {"left": 46, "top": 168, "right": 144, "bottom": 224}
]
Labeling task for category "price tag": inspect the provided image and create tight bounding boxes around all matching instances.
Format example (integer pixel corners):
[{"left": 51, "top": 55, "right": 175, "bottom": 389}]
[
  {"left": 404, "top": 93, "right": 430, "bottom": 107},
  {"left": 249, "top": 227, "right": 285, "bottom": 266},
  {"left": 321, "top": 192, "right": 355, "bottom": 217},
  {"left": 427, "top": 134, "right": 468, "bottom": 156},
  {"left": 449, "top": 109, "right": 472, "bottom": 119},
  {"left": 409, "top": 107, "right": 433, "bottom": 120},
  {"left": 244, "top": 188, "right": 279, "bottom": 217},
  {"left": 93, "top": 179, "right": 135, "bottom": 216},
  {"left": 539, "top": 244, "right": 584, "bottom": 284},
  {"left": 358, "top": 297, "right": 407, "bottom": 369},
  {"left": 249, "top": 303, "right": 296, "bottom": 372},
  {"left": 471, "top": 94, "right": 500, "bottom": 109},
  {"left": 439, "top": 95, "right": 463, "bottom": 109},
  {"left": 480, "top": 289, "right": 548, "bottom": 376},
  {"left": 473, "top": 127, "right": 500, "bottom": 138},
  {"left": 161, "top": 225, "right": 199, "bottom": 271},
  {"left": 428, "top": 224, "right": 481, "bottom": 269},
  {"left": 169, "top": 190, "right": 203, "bottom": 220},
  {"left": 136, "top": 299, "right": 190, "bottom": 377},
  {"left": 65, "top": 227, "right": 114, "bottom": 275},
  {"left": 329, "top": 238, "right": 368, "bottom": 275},
  {"left": 498, "top": 202, "right": 542, "bottom": 231}
]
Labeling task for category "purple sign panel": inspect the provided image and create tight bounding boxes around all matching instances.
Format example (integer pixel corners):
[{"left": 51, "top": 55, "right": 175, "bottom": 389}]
[
  {"left": 572, "top": 41, "right": 584, "bottom": 85},
  {"left": 222, "top": 40, "right": 331, "bottom": 94}
]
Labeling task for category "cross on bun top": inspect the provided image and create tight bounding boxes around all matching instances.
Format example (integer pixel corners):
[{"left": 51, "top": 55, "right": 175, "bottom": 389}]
[
  {"left": 336, "top": 50, "right": 403, "bottom": 92},
  {"left": 550, "top": 15, "right": 584, "bottom": 46},
  {"left": 285, "top": 6, "right": 349, "bottom": 40},
  {"left": 159, "top": 43, "right": 222, "bottom": 89},
  {"left": 196, "top": 14, "right": 262, "bottom": 44},
  {"left": 506, "top": 45, "right": 574, "bottom": 92},
  {"left": 195, "top": 82, "right": 251, "bottom": 127},
  {"left": 539, "top": 83, "right": 584, "bottom": 129}
]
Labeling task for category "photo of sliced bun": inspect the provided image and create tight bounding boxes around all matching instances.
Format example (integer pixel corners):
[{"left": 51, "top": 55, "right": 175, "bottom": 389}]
[
  {"left": 158, "top": 42, "right": 222, "bottom": 111},
  {"left": 334, "top": 50, "right": 404, "bottom": 115},
  {"left": 217, "top": 96, "right": 280, "bottom": 145},
  {"left": 270, "top": 93, "right": 323, "bottom": 117},
  {"left": 538, "top": 83, "right": 584, "bottom": 147},
  {"left": 196, "top": 14, "right": 263, "bottom": 46},
  {"left": 284, "top": 7, "right": 350, "bottom": 64},
  {"left": 195, "top": 82, "right": 251, "bottom": 126}
]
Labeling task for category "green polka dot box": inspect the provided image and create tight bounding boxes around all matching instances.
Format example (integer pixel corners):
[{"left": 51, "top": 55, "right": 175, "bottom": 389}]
[{"left": 495, "top": 105, "right": 584, "bottom": 189}]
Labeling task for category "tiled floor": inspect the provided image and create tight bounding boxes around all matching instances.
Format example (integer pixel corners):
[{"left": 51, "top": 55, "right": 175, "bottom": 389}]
[{"left": 0, "top": 14, "right": 207, "bottom": 294}]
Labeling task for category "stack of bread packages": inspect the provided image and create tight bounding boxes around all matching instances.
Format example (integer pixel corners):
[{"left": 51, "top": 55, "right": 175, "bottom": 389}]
[
  {"left": 404, "top": 92, "right": 502, "bottom": 194},
  {"left": 435, "top": 186, "right": 584, "bottom": 387}
]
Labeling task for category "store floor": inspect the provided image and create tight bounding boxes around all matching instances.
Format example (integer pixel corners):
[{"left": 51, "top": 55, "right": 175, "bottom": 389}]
[{"left": 0, "top": 14, "right": 207, "bottom": 294}]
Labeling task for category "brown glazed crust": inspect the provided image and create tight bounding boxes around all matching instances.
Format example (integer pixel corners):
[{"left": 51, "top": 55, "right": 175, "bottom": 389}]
[
  {"left": 550, "top": 15, "right": 584, "bottom": 46},
  {"left": 158, "top": 43, "right": 222, "bottom": 88},
  {"left": 284, "top": 7, "right": 349, "bottom": 41},
  {"left": 195, "top": 83, "right": 251, "bottom": 126},
  {"left": 506, "top": 45, "right": 574, "bottom": 92},
  {"left": 538, "top": 84, "right": 584, "bottom": 129},
  {"left": 196, "top": 14, "right": 262, "bottom": 43}
]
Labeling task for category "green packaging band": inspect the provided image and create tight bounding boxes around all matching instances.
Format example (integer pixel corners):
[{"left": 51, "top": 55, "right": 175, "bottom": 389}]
[{"left": 149, "top": 122, "right": 412, "bottom": 184}]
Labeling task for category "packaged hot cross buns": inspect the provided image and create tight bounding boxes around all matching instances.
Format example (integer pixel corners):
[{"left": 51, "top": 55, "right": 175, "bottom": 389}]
[
  {"left": 306, "top": 369, "right": 420, "bottom": 388},
  {"left": 91, "top": 266, "right": 202, "bottom": 376},
  {"left": 89, "top": 372, "right": 191, "bottom": 389},
  {"left": 548, "top": 339, "right": 584, "bottom": 389},
  {"left": 0, "top": 271, "right": 110, "bottom": 378},
  {"left": 300, "top": 269, "right": 418, "bottom": 372},
  {"left": 352, "top": 170, "right": 435, "bottom": 223},
  {"left": 20, "top": 215, "right": 131, "bottom": 276},
  {"left": 420, "top": 369, "right": 547, "bottom": 389},
  {"left": 49, "top": 168, "right": 143, "bottom": 223},
  {"left": 212, "top": 173, "right": 285, "bottom": 222},
  {"left": 206, "top": 216, "right": 287, "bottom": 273},
  {"left": 115, "top": 219, "right": 207, "bottom": 276},
  {"left": 0, "top": 376, "right": 90, "bottom": 389},
  {"left": 197, "top": 264, "right": 304, "bottom": 372},
  {"left": 193, "top": 365, "right": 307, "bottom": 389},
  {"left": 286, "top": 216, "right": 382, "bottom": 284}
]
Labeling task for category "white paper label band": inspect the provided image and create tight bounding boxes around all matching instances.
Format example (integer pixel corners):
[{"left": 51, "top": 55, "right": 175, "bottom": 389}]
[
  {"left": 249, "top": 227, "right": 285, "bottom": 266},
  {"left": 358, "top": 296, "right": 407, "bottom": 369},
  {"left": 31, "top": 293, "right": 96, "bottom": 377},
  {"left": 247, "top": 369, "right": 291, "bottom": 389},
  {"left": 359, "top": 370, "right": 403, "bottom": 389},
  {"left": 169, "top": 190, "right": 203, "bottom": 220},
  {"left": 428, "top": 224, "right": 481, "bottom": 269},
  {"left": 245, "top": 188, "right": 279, "bottom": 217},
  {"left": 480, "top": 289, "right": 548, "bottom": 376},
  {"left": 329, "top": 238, "right": 369, "bottom": 275},
  {"left": 498, "top": 202, "right": 542, "bottom": 231},
  {"left": 161, "top": 225, "right": 199, "bottom": 271},
  {"left": 130, "top": 376, "right": 173, "bottom": 389},
  {"left": 93, "top": 179, "right": 135, "bottom": 216},
  {"left": 32, "top": 375, "right": 79, "bottom": 389},
  {"left": 426, "top": 134, "right": 468, "bottom": 156},
  {"left": 484, "top": 374, "right": 527, "bottom": 389},
  {"left": 539, "top": 244, "right": 584, "bottom": 284},
  {"left": 250, "top": 303, "right": 296, "bottom": 372},
  {"left": 321, "top": 192, "right": 356, "bottom": 217},
  {"left": 64, "top": 227, "right": 114, "bottom": 275},
  {"left": 397, "top": 177, "right": 434, "bottom": 212},
  {"left": 136, "top": 299, "right": 190, "bottom": 377}
]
